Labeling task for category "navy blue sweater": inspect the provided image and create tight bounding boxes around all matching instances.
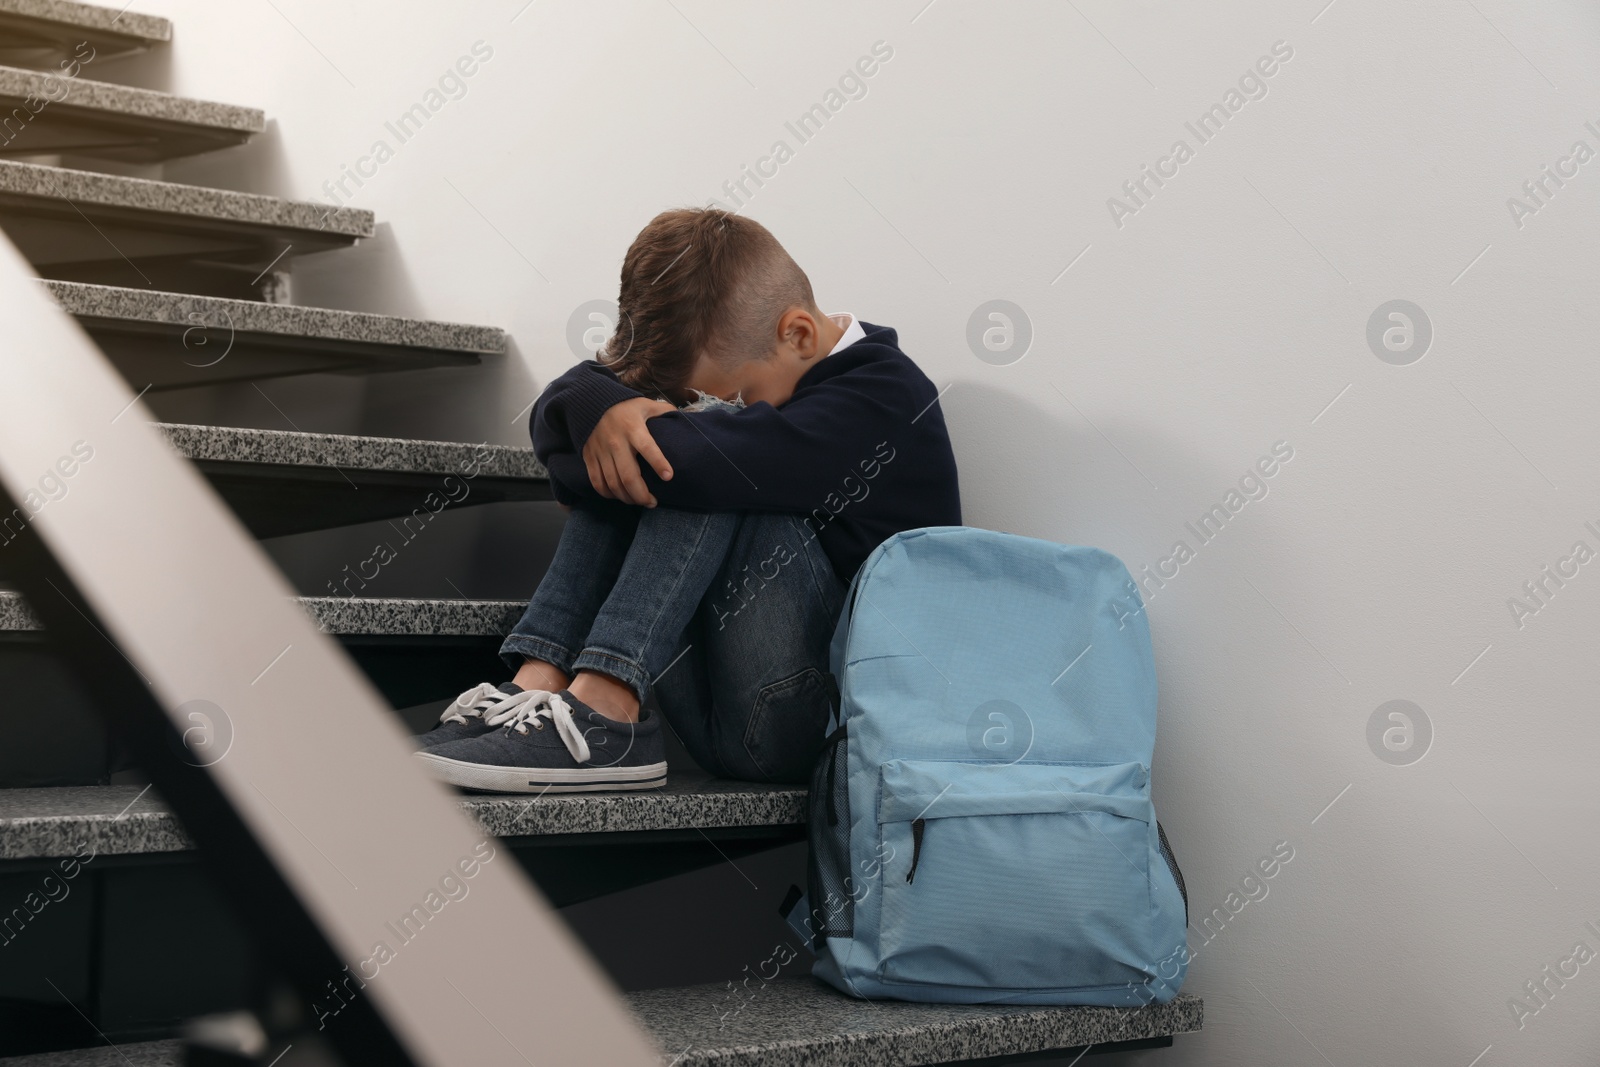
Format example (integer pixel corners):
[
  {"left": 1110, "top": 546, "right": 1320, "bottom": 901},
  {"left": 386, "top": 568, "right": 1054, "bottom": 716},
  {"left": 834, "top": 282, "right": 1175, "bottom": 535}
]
[{"left": 530, "top": 320, "right": 962, "bottom": 582}]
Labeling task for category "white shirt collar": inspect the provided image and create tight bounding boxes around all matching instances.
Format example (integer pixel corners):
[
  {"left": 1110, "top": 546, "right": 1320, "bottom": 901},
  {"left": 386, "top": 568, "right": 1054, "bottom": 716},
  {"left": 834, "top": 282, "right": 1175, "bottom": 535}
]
[{"left": 824, "top": 312, "right": 866, "bottom": 357}]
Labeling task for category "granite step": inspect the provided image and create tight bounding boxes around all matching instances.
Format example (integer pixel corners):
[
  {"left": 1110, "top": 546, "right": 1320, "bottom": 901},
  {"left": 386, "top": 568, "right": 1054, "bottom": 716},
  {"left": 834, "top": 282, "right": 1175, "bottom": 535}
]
[
  {"left": 0, "top": 0, "right": 170, "bottom": 67},
  {"left": 637, "top": 978, "right": 1201, "bottom": 1066},
  {"left": 0, "top": 981, "right": 1202, "bottom": 1065},
  {"left": 0, "top": 63, "right": 261, "bottom": 161},
  {"left": 42, "top": 280, "right": 502, "bottom": 390},
  {"left": 0, "top": 595, "right": 530, "bottom": 786},
  {"left": 0, "top": 159, "right": 370, "bottom": 297},
  {"left": 152, "top": 423, "right": 550, "bottom": 538},
  {"left": 0, "top": 591, "right": 525, "bottom": 636},
  {"left": 0, "top": 775, "right": 808, "bottom": 861}
]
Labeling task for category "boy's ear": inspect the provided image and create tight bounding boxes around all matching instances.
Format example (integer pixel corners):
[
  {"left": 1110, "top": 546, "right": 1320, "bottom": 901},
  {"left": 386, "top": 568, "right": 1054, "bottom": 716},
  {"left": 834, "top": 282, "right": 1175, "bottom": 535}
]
[{"left": 778, "top": 306, "right": 823, "bottom": 358}]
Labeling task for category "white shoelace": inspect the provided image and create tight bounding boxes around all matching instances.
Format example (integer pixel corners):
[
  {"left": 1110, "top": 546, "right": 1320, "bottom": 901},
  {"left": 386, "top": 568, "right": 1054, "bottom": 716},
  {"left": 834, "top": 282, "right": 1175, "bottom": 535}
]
[
  {"left": 497, "top": 692, "right": 591, "bottom": 764},
  {"left": 438, "top": 683, "right": 549, "bottom": 727}
]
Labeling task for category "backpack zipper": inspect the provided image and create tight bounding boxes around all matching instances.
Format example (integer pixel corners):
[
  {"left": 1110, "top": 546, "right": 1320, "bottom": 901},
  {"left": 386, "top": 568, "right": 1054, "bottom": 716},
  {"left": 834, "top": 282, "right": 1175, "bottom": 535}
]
[{"left": 906, "top": 818, "right": 926, "bottom": 883}]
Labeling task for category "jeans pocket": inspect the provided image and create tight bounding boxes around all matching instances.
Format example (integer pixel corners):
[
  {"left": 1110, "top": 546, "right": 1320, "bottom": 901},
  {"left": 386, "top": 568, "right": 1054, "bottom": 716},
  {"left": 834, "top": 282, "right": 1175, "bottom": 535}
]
[{"left": 743, "top": 667, "right": 832, "bottom": 783}]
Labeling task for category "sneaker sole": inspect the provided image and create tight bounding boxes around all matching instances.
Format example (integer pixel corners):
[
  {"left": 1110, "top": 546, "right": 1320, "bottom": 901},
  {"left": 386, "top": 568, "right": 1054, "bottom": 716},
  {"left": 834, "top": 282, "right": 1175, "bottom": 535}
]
[{"left": 414, "top": 752, "right": 668, "bottom": 793}]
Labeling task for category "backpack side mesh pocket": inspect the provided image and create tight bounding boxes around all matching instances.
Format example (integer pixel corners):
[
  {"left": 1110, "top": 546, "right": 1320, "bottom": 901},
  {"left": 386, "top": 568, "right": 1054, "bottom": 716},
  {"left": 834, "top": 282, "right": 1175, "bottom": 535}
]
[{"left": 803, "top": 725, "right": 853, "bottom": 950}]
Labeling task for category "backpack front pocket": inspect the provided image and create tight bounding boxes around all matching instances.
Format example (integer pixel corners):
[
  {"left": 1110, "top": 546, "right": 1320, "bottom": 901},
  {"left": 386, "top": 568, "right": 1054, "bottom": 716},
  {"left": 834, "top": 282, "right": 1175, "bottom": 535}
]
[{"left": 875, "top": 759, "right": 1155, "bottom": 993}]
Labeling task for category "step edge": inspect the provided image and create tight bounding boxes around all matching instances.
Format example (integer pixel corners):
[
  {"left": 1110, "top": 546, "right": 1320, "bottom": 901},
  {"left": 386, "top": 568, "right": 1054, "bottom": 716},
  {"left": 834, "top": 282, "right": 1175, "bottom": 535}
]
[
  {"left": 0, "top": 158, "right": 375, "bottom": 238},
  {"left": 154, "top": 422, "right": 546, "bottom": 479},
  {"left": 0, "top": 0, "right": 172, "bottom": 42},
  {"left": 0, "top": 591, "right": 527, "bottom": 634},
  {"left": 0, "top": 785, "right": 810, "bottom": 859},
  {"left": 42, "top": 279, "right": 508, "bottom": 354},
  {"left": 0, "top": 61, "right": 263, "bottom": 130},
  {"left": 0, "top": 992, "right": 1202, "bottom": 1067}
]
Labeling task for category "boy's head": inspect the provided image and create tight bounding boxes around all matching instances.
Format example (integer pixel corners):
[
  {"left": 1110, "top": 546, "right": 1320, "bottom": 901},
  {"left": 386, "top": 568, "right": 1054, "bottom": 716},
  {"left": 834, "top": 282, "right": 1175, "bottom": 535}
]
[{"left": 601, "top": 208, "right": 839, "bottom": 408}]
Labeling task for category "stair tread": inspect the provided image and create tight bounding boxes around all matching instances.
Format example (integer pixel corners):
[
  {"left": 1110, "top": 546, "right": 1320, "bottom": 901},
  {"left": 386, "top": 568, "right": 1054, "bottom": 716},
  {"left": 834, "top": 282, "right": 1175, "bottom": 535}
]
[
  {"left": 0, "top": 0, "right": 170, "bottom": 48},
  {"left": 299, "top": 595, "right": 523, "bottom": 635},
  {"left": 0, "top": 592, "right": 525, "bottom": 635},
  {"left": 44, "top": 279, "right": 506, "bottom": 354},
  {"left": 0, "top": 1043, "right": 180, "bottom": 1067},
  {"left": 0, "top": 981, "right": 1201, "bottom": 1065},
  {"left": 156, "top": 422, "right": 546, "bottom": 481},
  {"left": 0, "top": 774, "right": 808, "bottom": 859},
  {"left": 0, "top": 590, "right": 35, "bottom": 629},
  {"left": 636, "top": 978, "right": 1202, "bottom": 1065},
  {"left": 0, "top": 158, "right": 372, "bottom": 239},
  {"left": 0, "top": 63, "right": 260, "bottom": 134},
  {"left": 150, "top": 424, "right": 550, "bottom": 539}
]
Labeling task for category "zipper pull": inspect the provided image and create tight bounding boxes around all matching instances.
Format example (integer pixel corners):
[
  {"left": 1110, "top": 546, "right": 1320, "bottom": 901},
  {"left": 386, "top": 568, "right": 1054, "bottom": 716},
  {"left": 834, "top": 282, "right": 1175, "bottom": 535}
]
[{"left": 906, "top": 818, "right": 926, "bottom": 883}]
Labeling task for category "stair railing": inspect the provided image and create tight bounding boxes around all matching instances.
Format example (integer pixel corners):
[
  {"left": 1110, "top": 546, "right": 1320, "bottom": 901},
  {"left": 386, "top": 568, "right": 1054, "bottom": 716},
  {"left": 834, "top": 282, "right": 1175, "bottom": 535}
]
[{"left": 0, "top": 231, "right": 659, "bottom": 1067}]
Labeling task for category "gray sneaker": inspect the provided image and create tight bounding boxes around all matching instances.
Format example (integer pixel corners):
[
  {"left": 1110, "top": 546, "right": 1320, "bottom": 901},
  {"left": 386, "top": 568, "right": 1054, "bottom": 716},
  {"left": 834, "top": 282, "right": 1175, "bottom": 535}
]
[
  {"left": 416, "top": 689, "right": 667, "bottom": 793},
  {"left": 414, "top": 682, "right": 546, "bottom": 749}
]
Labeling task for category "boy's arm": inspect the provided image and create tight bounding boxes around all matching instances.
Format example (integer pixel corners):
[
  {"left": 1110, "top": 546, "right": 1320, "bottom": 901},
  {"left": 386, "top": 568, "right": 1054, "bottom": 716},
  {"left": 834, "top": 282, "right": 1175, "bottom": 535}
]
[
  {"left": 536, "top": 350, "right": 933, "bottom": 514},
  {"left": 532, "top": 361, "right": 674, "bottom": 505},
  {"left": 530, "top": 361, "right": 645, "bottom": 464},
  {"left": 628, "top": 365, "right": 921, "bottom": 514},
  {"left": 584, "top": 397, "right": 675, "bottom": 505}
]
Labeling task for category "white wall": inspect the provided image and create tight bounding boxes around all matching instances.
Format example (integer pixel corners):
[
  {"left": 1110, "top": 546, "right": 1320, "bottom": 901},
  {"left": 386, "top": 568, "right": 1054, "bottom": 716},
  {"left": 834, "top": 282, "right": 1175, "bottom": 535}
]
[{"left": 119, "top": 1, "right": 1600, "bottom": 1062}]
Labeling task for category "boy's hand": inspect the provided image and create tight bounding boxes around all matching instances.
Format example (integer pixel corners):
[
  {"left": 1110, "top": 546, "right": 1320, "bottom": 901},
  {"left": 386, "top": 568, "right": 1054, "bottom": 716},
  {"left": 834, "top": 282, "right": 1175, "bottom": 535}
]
[{"left": 584, "top": 397, "right": 676, "bottom": 506}]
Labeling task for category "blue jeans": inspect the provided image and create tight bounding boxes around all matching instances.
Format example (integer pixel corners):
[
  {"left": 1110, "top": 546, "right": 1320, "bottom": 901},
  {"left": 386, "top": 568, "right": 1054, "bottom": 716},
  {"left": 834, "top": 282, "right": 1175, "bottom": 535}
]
[{"left": 499, "top": 499, "right": 847, "bottom": 783}]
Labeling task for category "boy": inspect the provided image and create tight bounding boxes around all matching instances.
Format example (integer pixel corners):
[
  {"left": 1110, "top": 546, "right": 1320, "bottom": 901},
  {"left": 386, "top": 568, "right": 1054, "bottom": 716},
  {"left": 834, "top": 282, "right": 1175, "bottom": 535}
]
[{"left": 414, "top": 208, "right": 960, "bottom": 792}]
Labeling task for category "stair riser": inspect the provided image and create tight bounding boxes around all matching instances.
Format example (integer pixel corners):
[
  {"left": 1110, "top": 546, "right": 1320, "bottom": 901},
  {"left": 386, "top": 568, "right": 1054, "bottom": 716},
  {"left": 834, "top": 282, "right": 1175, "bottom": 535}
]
[
  {"left": 0, "top": 636, "right": 503, "bottom": 787},
  {"left": 0, "top": 99, "right": 255, "bottom": 163},
  {"left": 0, "top": 832, "right": 803, "bottom": 1057},
  {"left": 44, "top": 258, "right": 296, "bottom": 304},
  {"left": 0, "top": 639, "right": 107, "bottom": 786},
  {"left": 73, "top": 322, "right": 485, "bottom": 391},
  {"left": 198, "top": 464, "right": 552, "bottom": 538},
  {"left": 2, "top": 206, "right": 353, "bottom": 296}
]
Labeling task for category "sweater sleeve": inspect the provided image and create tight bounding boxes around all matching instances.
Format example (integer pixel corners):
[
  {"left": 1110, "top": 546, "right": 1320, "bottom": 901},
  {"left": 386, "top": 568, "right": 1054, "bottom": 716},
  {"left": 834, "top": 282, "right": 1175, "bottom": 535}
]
[
  {"left": 635, "top": 348, "right": 928, "bottom": 514},
  {"left": 530, "top": 360, "right": 645, "bottom": 466},
  {"left": 529, "top": 360, "right": 646, "bottom": 500}
]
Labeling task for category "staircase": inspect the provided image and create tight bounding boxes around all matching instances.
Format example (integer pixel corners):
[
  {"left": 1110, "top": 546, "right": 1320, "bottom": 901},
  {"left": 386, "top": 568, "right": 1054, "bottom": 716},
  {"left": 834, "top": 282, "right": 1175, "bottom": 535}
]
[{"left": 0, "top": 5, "right": 1201, "bottom": 1064}]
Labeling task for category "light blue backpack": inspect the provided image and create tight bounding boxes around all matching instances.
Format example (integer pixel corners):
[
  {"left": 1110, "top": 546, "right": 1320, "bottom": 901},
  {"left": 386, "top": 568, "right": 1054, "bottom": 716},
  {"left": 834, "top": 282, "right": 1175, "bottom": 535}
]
[{"left": 783, "top": 527, "right": 1189, "bottom": 1006}]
